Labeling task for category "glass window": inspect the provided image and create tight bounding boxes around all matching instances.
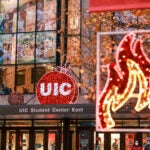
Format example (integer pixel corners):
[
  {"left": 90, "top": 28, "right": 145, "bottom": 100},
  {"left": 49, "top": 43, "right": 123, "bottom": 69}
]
[
  {"left": 16, "top": 70, "right": 25, "bottom": 86},
  {"left": 17, "top": 33, "right": 35, "bottom": 64},
  {"left": 16, "top": 65, "right": 34, "bottom": 93},
  {"left": 48, "top": 131, "right": 56, "bottom": 150},
  {"left": 6, "top": 120, "right": 32, "bottom": 127},
  {"left": 6, "top": 130, "right": 16, "bottom": 150},
  {"left": 0, "top": 66, "right": 15, "bottom": 94},
  {"left": 77, "top": 120, "right": 95, "bottom": 127},
  {"left": 79, "top": 130, "right": 90, "bottom": 150},
  {"left": 140, "top": 120, "right": 150, "bottom": 127},
  {"left": 34, "top": 120, "right": 61, "bottom": 127},
  {"left": 0, "top": 0, "right": 58, "bottom": 95},
  {"left": 37, "top": 0, "right": 57, "bottom": 31},
  {"left": 143, "top": 133, "right": 148, "bottom": 148},
  {"left": 18, "top": 0, "right": 36, "bottom": 32},
  {"left": 96, "top": 133, "right": 104, "bottom": 150},
  {"left": 0, "top": 0, "right": 17, "bottom": 33},
  {"left": 122, "top": 120, "right": 138, "bottom": 127},
  {"left": 36, "top": 32, "right": 56, "bottom": 63},
  {"left": 21, "top": 130, "right": 29, "bottom": 150},
  {"left": 0, "top": 34, "right": 16, "bottom": 64},
  {"left": 125, "top": 133, "right": 135, "bottom": 150},
  {"left": 115, "top": 120, "right": 123, "bottom": 127},
  {"left": 33, "top": 63, "right": 54, "bottom": 83},
  {"left": 31, "top": 66, "right": 46, "bottom": 83},
  {"left": 35, "top": 130, "right": 44, "bottom": 150}
]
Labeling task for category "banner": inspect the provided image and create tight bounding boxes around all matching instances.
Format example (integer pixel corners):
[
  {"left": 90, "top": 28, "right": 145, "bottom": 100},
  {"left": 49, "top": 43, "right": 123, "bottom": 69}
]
[{"left": 89, "top": 0, "right": 150, "bottom": 12}]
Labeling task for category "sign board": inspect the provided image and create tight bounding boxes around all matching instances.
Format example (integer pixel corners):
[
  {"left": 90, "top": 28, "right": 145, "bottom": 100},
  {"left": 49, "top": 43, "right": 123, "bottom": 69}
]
[{"left": 36, "top": 67, "right": 78, "bottom": 104}]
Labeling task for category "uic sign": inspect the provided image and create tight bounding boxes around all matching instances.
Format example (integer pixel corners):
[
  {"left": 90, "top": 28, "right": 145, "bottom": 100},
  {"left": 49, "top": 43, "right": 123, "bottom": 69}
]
[
  {"left": 36, "top": 70, "right": 78, "bottom": 104},
  {"left": 40, "top": 83, "right": 72, "bottom": 96}
]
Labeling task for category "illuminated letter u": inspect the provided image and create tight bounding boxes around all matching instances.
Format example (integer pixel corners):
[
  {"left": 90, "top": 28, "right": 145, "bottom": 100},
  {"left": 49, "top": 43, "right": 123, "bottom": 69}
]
[{"left": 40, "top": 83, "right": 52, "bottom": 96}]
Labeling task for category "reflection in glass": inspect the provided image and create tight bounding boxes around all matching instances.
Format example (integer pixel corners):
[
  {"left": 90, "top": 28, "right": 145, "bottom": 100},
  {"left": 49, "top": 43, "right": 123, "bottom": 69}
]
[
  {"left": 37, "top": 0, "right": 56, "bottom": 31},
  {"left": 34, "top": 120, "right": 60, "bottom": 127},
  {"left": 79, "top": 130, "right": 90, "bottom": 150},
  {"left": 32, "top": 63, "right": 54, "bottom": 84},
  {"left": 6, "top": 130, "right": 16, "bottom": 150},
  {"left": 48, "top": 132, "right": 56, "bottom": 150},
  {"left": 35, "top": 130, "right": 44, "bottom": 150},
  {"left": 111, "top": 133, "right": 120, "bottom": 150},
  {"left": 0, "top": 34, "right": 16, "bottom": 64},
  {"left": 21, "top": 131, "right": 29, "bottom": 150},
  {"left": 16, "top": 65, "right": 34, "bottom": 93},
  {"left": 17, "top": 33, "right": 35, "bottom": 64},
  {"left": 0, "top": 66, "right": 15, "bottom": 94},
  {"left": 96, "top": 133, "right": 104, "bottom": 150},
  {"left": 143, "top": 133, "right": 148, "bottom": 148},
  {"left": 6, "top": 120, "right": 32, "bottom": 127},
  {"left": 125, "top": 133, "right": 134, "bottom": 150},
  {"left": 0, "top": 0, "right": 17, "bottom": 33},
  {"left": 18, "top": 0, "right": 36, "bottom": 32},
  {"left": 36, "top": 32, "right": 56, "bottom": 63}
]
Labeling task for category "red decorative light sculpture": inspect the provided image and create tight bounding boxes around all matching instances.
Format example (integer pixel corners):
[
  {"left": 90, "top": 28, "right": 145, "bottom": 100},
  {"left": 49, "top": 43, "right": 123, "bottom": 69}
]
[
  {"left": 36, "top": 67, "right": 78, "bottom": 104},
  {"left": 97, "top": 33, "right": 150, "bottom": 130}
]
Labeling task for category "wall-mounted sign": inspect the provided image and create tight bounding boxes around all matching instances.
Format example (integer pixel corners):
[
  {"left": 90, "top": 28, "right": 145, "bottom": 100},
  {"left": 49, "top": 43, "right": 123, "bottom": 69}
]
[
  {"left": 36, "top": 67, "right": 79, "bottom": 104},
  {"left": 96, "top": 31, "right": 150, "bottom": 131}
]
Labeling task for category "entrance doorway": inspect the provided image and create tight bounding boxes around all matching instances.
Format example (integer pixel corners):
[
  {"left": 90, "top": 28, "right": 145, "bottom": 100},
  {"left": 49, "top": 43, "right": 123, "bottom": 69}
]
[
  {"left": 5, "top": 128, "right": 61, "bottom": 150},
  {"left": 77, "top": 128, "right": 95, "bottom": 150}
]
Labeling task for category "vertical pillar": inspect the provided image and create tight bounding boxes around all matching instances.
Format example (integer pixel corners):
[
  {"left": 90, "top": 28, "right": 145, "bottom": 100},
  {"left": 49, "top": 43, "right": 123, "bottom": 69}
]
[
  {"left": 1, "top": 128, "right": 6, "bottom": 150},
  {"left": 120, "top": 133, "right": 125, "bottom": 150},
  {"left": 104, "top": 132, "right": 111, "bottom": 149},
  {"left": 44, "top": 129, "right": 48, "bottom": 150},
  {"left": 63, "top": 118, "right": 70, "bottom": 150},
  {"left": 29, "top": 129, "right": 35, "bottom": 150},
  {"left": 135, "top": 132, "right": 142, "bottom": 146}
]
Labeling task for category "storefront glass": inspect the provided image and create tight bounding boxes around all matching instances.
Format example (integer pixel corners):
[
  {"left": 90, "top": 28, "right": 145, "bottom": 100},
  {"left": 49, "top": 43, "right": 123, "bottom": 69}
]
[
  {"left": 35, "top": 130, "right": 44, "bottom": 150},
  {"left": 6, "top": 130, "right": 16, "bottom": 150},
  {"left": 125, "top": 133, "right": 134, "bottom": 150},
  {"left": 111, "top": 133, "right": 120, "bottom": 150},
  {"left": 96, "top": 133, "right": 104, "bottom": 150},
  {"left": 0, "top": 0, "right": 17, "bottom": 33}
]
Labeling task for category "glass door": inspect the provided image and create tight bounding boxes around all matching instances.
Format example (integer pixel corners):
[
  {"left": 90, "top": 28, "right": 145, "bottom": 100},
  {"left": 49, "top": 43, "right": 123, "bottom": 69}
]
[
  {"left": 20, "top": 130, "right": 29, "bottom": 150},
  {"left": 6, "top": 130, "right": 16, "bottom": 150},
  {"left": 6, "top": 130, "right": 30, "bottom": 150},
  {"left": 77, "top": 129, "right": 93, "bottom": 150},
  {"left": 48, "top": 131, "right": 56, "bottom": 150},
  {"left": 125, "top": 133, "right": 135, "bottom": 150},
  {"left": 35, "top": 130, "right": 44, "bottom": 150},
  {"left": 111, "top": 133, "right": 120, "bottom": 150},
  {"left": 5, "top": 128, "right": 61, "bottom": 150}
]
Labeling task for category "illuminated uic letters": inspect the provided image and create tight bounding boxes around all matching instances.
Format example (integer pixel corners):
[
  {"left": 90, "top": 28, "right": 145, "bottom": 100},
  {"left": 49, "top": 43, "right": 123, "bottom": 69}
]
[{"left": 40, "top": 82, "right": 72, "bottom": 96}]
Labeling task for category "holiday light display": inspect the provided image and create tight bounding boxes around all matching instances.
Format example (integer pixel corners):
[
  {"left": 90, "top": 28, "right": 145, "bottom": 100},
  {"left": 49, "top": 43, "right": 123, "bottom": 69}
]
[
  {"left": 97, "top": 33, "right": 150, "bottom": 130},
  {"left": 36, "top": 67, "right": 78, "bottom": 104}
]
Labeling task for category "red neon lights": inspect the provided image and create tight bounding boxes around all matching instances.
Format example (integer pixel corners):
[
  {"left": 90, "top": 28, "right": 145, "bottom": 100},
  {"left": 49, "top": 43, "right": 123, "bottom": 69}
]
[{"left": 97, "top": 33, "right": 150, "bottom": 130}]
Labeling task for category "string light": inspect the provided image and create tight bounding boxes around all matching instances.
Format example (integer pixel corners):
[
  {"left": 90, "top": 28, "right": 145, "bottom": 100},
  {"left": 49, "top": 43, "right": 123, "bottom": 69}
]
[{"left": 97, "top": 33, "right": 150, "bottom": 130}]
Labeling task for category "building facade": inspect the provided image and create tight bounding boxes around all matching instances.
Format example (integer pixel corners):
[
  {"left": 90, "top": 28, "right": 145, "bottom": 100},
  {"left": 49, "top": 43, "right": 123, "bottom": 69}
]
[{"left": 0, "top": 0, "right": 150, "bottom": 150}]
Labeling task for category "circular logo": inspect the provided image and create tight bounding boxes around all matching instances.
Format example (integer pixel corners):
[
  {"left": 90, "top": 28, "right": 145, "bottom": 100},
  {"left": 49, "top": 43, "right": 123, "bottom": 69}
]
[{"left": 36, "top": 71, "right": 78, "bottom": 104}]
